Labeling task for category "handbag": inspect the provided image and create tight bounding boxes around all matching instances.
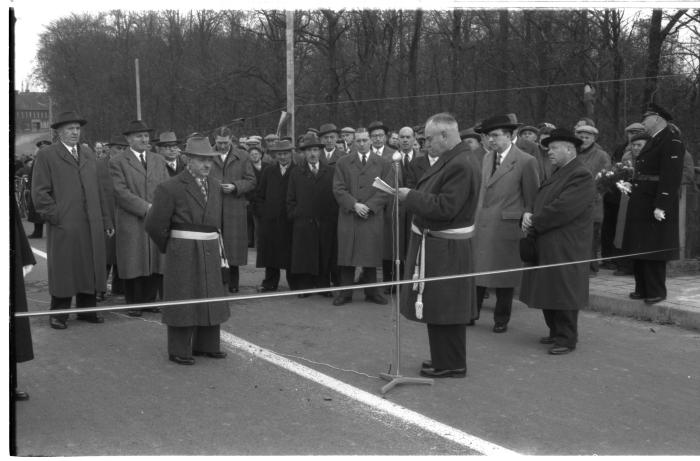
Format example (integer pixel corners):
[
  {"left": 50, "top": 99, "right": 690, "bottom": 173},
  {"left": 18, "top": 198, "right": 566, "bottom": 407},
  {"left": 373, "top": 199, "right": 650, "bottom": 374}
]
[{"left": 519, "top": 233, "right": 538, "bottom": 265}]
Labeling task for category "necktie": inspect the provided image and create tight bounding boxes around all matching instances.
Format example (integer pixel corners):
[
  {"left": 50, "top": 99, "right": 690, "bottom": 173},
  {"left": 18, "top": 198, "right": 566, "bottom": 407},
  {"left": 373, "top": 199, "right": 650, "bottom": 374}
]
[
  {"left": 311, "top": 164, "right": 318, "bottom": 175},
  {"left": 70, "top": 146, "right": 79, "bottom": 162},
  {"left": 197, "top": 177, "right": 208, "bottom": 201},
  {"left": 140, "top": 153, "right": 147, "bottom": 170},
  {"left": 492, "top": 153, "right": 500, "bottom": 174},
  {"left": 403, "top": 153, "right": 410, "bottom": 169},
  {"left": 361, "top": 154, "right": 367, "bottom": 166}
]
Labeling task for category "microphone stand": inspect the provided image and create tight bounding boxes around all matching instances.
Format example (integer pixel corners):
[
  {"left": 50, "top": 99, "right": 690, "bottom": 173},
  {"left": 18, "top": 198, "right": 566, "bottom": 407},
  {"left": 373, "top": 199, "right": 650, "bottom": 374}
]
[{"left": 380, "top": 157, "right": 433, "bottom": 394}]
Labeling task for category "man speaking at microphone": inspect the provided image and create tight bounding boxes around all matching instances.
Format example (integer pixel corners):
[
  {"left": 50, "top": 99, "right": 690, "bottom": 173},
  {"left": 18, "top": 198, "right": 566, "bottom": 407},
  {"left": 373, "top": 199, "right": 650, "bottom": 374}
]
[{"left": 397, "top": 113, "right": 481, "bottom": 378}]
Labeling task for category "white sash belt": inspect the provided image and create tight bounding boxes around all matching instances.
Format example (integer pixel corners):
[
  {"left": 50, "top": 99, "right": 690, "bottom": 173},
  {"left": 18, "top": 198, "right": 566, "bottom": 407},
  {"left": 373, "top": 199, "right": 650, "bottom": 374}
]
[
  {"left": 170, "top": 229, "right": 229, "bottom": 268},
  {"left": 410, "top": 223, "right": 475, "bottom": 239}
]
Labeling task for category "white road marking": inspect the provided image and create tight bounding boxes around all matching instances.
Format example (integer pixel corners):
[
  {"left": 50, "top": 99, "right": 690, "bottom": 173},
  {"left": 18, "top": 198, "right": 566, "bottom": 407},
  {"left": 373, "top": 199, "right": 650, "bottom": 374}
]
[
  {"left": 220, "top": 330, "right": 520, "bottom": 456},
  {"left": 31, "top": 247, "right": 47, "bottom": 259}
]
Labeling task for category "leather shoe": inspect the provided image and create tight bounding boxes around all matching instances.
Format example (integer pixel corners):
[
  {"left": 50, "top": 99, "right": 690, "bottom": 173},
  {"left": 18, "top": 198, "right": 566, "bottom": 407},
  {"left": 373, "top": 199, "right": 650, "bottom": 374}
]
[
  {"left": 257, "top": 286, "right": 277, "bottom": 293},
  {"left": 492, "top": 323, "right": 508, "bottom": 333},
  {"left": 169, "top": 355, "right": 195, "bottom": 365},
  {"left": 77, "top": 314, "right": 104, "bottom": 324},
  {"left": 127, "top": 310, "right": 143, "bottom": 317},
  {"left": 333, "top": 296, "right": 351, "bottom": 306},
  {"left": 228, "top": 286, "right": 239, "bottom": 294},
  {"left": 644, "top": 296, "right": 666, "bottom": 304},
  {"left": 629, "top": 292, "right": 644, "bottom": 300},
  {"left": 539, "top": 336, "right": 555, "bottom": 344},
  {"left": 50, "top": 317, "right": 67, "bottom": 329},
  {"left": 421, "top": 360, "right": 432, "bottom": 369},
  {"left": 14, "top": 390, "right": 29, "bottom": 401},
  {"left": 193, "top": 351, "right": 227, "bottom": 359},
  {"left": 548, "top": 345, "right": 575, "bottom": 355},
  {"left": 420, "top": 367, "right": 466, "bottom": 378},
  {"left": 365, "top": 294, "right": 388, "bottom": 305}
]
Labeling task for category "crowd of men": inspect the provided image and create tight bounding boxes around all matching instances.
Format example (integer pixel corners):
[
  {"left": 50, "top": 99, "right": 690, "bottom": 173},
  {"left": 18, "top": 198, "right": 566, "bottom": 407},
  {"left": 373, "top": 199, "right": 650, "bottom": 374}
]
[{"left": 13, "top": 102, "right": 692, "bottom": 382}]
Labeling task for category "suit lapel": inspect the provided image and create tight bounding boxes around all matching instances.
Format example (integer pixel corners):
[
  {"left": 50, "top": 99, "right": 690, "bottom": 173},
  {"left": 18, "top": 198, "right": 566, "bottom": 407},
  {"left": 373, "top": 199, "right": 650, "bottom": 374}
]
[
  {"left": 183, "top": 172, "right": 206, "bottom": 210},
  {"left": 487, "top": 150, "right": 517, "bottom": 186},
  {"left": 126, "top": 150, "right": 146, "bottom": 176}
]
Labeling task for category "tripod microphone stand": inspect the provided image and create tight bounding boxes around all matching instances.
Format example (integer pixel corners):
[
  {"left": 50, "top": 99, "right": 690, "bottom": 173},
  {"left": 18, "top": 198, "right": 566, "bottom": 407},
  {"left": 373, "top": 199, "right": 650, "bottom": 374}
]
[{"left": 379, "top": 154, "right": 433, "bottom": 395}]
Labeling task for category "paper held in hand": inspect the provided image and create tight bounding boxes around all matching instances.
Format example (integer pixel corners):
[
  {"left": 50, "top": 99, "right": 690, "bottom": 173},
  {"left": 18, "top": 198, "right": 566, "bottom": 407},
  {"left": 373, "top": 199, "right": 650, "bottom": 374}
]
[{"left": 372, "top": 177, "right": 395, "bottom": 195}]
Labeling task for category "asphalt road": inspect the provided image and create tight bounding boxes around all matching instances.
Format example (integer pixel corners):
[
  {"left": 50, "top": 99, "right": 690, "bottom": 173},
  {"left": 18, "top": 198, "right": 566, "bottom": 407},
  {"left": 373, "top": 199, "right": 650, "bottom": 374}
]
[{"left": 13, "top": 227, "right": 700, "bottom": 455}]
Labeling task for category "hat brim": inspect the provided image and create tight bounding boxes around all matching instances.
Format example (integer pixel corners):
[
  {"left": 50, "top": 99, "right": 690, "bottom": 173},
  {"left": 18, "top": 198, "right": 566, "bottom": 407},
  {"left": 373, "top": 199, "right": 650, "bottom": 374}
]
[
  {"left": 122, "top": 128, "right": 155, "bottom": 136},
  {"left": 156, "top": 139, "right": 181, "bottom": 146},
  {"left": 183, "top": 150, "right": 218, "bottom": 157},
  {"left": 269, "top": 147, "right": 295, "bottom": 153},
  {"left": 299, "top": 142, "right": 325, "bottom": 150},
  {"left": 318, "top": 129, "right": 339, "bottom": 137},
  {"left": 475, "top": 123, "right": 520, "bottom": 134},
  {"left": 541, "top": 135, "right": 583, "bottom": 148},
  {"left": 51, "top": 119, "right": 87, "bottom": 129}
]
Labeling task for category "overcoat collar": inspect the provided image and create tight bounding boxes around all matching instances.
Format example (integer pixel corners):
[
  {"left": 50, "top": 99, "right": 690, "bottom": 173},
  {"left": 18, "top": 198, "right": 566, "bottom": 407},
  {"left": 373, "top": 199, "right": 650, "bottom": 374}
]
[
  {"left": 486, "top": 145, "right": 520, "bottom": 187},
  {"left": 124, "top": 149, "right": 153, "bottom": 175},
  {"left": 349, "top": 151, "right": 379, "bottom": 171},
  {"left": 179, "top": 169, "right": 209, "bottom": 213},
  {"left": 57, "top": 143, "right": 88, "bottom": 169},
  {"left": 540, "top": 156, "right": 581, "bottom": 189}
]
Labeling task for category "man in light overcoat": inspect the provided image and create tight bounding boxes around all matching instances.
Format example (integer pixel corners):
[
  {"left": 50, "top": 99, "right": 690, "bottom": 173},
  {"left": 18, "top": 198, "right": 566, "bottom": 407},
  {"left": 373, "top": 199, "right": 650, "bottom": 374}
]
[{"left": 473, "top": 114, "right": 540, "bottom": 333}]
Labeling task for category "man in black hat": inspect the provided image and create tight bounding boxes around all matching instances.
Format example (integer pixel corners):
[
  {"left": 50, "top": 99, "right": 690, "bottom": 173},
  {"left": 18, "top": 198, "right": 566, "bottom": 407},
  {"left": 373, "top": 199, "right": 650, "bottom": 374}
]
[
  {"left": 109, "top": 120, "right": 170, "bottom": 315},
  {"left": 288, "top": 133, "right": 340, "bottom": 296},
  {"left": 318, "top": 123, "right": 345, "bottom": 166},
  {"left": 31, "top": 111, "right": 113, "bottom": 329},
  {"left": 145, "top": 136, "right": 230, "bottom": 365},
  {"left": 622, "top": 103, "right": 685, "bottom": 305},
  {"left": 520, "top": 128, "right": 596, "bottom": 355},
  {"left": 156, "top": 131, "right": 185, "bottom": 177}
]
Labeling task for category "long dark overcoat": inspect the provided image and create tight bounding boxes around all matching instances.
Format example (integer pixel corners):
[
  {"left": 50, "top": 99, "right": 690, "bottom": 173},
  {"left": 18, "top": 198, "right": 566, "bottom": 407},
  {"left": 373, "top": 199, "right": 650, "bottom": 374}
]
[
  {"left": 474, "top": 146, "right": 539, "bottom": 287},
  {"left": 400, "top": 142, "right": 481, "bottom": 325},
  {"left": 210, "top": 148, "right": 256, "bottom": 266},
  {"left": 97, "top": 156, "right": 117, "bottom": 266},
  {"left": 333, "top": 152, "right": 393, "bottom": 267},
  {"left": 519, "top": 158, "right": 595, "bottom": 311},
  {"left": 622, "top": 126, "right": 684, "bottom": 261},
  {"left": 23, "top": 166, "right": 43, "bottom": 224},
  {"left": 256, "top": 163, "right": 295, "bottom": 269},
  {"left": 145, "top": 171, "right": 230, "bottom": 327},
  {"left": 12, "top": 199, "right": 35, "bottom": 363},
  {"left": 287, "top": 162, "right": 338, "bottom": 275},
  {"left": 32, "top": 143, "right": 110, "bottom": 297},
  {"left": 109, "top": 150, "right": 169, "bottom": 279},
  {"left": 577, "top": 143, "right": 611, "bottom": 222}
]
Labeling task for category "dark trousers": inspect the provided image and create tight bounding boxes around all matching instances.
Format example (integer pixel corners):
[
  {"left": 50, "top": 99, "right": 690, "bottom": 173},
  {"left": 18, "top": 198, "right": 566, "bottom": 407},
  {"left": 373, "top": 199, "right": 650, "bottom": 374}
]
[
  {"left": 633, "top": 259, "right": 667, "bottom": 299},
  {"left": 123, "top": 275, "right": 160, "bottom": 305},
  {"left": 106, "top": 264, "right": 124, "bottom": 294},
  {"left": 338, "top": 266, "right": 380, "bottom": 299},
  {"left": 262, "top": 267, "right": 301, "bottom": 290},
  {"left": 228, "top": 266, "right": 240, "bottom": 290},
  {"left": 542, "top": 309, "right": 579, "bottom": 348},
  {"left": 30, "top": 223, "right": 43, "bottom": 237},
  {"left": 427, "top": 324, "right": 467, "bottom": 370},
  {"left": 167, "top": 325, "right": 221, "bottom": 358},
  {"left": 590, "top": 222, "right": 602, "bottom": 272},
  {"left": 476, "top": 286, "right": 514, "bottom": 325},
  {"left": 296, "top": 273, "right": 332, "bottom": 291},
  {"left": 382, "top": 259, "right": 405, "bottom": 282},
  {"left": 50, "top": 293, "right": 97, "bottom": 322},
  {"left": 246, "top": 208, "right": 255, "bottom": 247},
  {"left": 601, "top": 200, "right": 619, "bottom": 258}
]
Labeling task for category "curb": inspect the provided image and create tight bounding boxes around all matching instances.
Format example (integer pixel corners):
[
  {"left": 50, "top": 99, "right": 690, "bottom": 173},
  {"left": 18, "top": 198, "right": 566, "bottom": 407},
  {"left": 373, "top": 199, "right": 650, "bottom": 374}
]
[{"left": 586, "top": 292, "right": 700, "bottom": 331}]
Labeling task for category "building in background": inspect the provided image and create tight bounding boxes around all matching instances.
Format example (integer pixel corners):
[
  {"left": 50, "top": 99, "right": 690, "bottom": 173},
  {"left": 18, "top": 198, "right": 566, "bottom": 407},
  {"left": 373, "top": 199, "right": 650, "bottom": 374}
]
[{"left": 15, "top": 91, "right": 51, "bottom": 132}]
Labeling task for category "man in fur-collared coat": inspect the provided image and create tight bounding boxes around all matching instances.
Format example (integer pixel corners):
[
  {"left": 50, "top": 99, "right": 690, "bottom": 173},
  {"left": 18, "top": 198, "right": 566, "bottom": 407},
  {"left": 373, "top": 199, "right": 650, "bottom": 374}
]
[
  {"left": 145, "top": 136, "right": 230, "bottom": 365},
  {"left": 398, "top": 113, "right": 481, "bottom": 378}
]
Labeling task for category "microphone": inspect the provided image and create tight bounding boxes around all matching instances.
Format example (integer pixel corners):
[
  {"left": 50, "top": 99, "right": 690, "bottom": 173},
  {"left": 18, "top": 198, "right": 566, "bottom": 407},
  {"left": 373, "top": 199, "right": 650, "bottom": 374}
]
[{"left": 391, "top": 152, "right": 402, "bottom": 163}]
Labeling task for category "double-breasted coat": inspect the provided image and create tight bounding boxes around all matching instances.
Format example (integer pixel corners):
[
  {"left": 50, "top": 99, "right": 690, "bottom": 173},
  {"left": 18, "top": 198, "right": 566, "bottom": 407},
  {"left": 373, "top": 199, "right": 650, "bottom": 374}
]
[
  {"left": 622, "top": 126, "right": 684, "bottom": 261},
  {"left": 12, "top": 199, "right": 35, "bottom": 364},
  {"left": 32, "top": 143, "right": 110, "bottom": 297},
  {"left": 256, "top": 163, "right": 295, "bottom": 269},
  {"left": 519, "top": 157, "right": 595, "bottom": 311},
  {"left": 474, "top": 146, "right": 539, "bottom": 287},
  {"left": 287, "top": 162, "right": 339, "bottom": 275},
  {"left": 109, "top": 149, "right": 170, "bottom": 279},
  {"left": 210, "top": 148, "right": 256, "bottom": 266},
  {"left": 145, "top": 171, "right": 230, "bottom": 327},
  {"left": 400, "top": 142, "right": 481, "bottom": 324},
  {"left": 333, "top": 152, "right": 393, "bottom": 268}
]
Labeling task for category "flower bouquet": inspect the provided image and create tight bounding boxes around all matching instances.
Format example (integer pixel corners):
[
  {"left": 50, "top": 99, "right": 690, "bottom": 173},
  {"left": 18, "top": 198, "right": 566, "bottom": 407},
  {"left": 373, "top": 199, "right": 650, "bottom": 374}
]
[{"left": 595, "top": 161, "right": 635, "bottom": 195}]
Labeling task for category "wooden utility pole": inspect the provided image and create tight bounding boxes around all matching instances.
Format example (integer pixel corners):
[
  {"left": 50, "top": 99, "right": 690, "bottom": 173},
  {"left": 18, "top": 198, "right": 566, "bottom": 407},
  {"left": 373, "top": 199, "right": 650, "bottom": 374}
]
[
  {"left": 286, "top": 10, "right": 295, "bottom": 141},
  {"left": 135, "top": 58, "right": 142, "bottom": 120}
]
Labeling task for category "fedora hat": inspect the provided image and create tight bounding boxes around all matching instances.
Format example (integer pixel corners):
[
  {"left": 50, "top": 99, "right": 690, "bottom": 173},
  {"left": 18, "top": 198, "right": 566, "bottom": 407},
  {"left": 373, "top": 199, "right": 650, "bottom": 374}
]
[
  {"left": 540, "top": 128, "right": 583, "bottom": 148},
  {"left": 106, "top": 134, "right": 128, "bottom": 147},
  {"left": 476, "top": 114, "right": 520, "bottom": 134},
  {"left": 459, "top": 128, "right": 481, "bottom": 141},
  {"left": 156, "top": 131, "right": 180, "bottom": 146},
  {"left": 642, "top": 102, "right": 673, "bottom": 121},
  {"left": 35, "top": 138, "right": 52, "bottom": 148},
  {"left": 183, "top": 136, "right": 217, "bottom": 157},
  {"left": 122, "top": 120, "right": 154, "bottom": 136},
  {"left": 298, "top": 133, "right": 324, "bottom": 150},
  {"left": 368, "top": 120, "right": 389, "bottom": 134},
  {"left": 268, "top": 139, "right": 295, "bottom": 152},
  {"left": 318, "top": 123, "right": 339, "bottom": 137},
  {"left": 50, "top": 111, "right": 87, "bottom": 129}
]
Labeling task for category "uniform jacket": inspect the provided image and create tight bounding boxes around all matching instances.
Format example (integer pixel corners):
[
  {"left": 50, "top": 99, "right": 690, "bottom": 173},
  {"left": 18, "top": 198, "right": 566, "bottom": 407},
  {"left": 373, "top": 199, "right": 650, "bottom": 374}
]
[
  {"left": 622, "top": 126, "right": 684, "bottom": 261},
  {"left": 145, "top": 171, "right": 230, "bottom": 327},
  {"left": 474, "top": 146, "right": 539, "bottom": 287},
  {"left": 109, "top": 149, "right": 169, "bottom": 279},
  {"left": 210, "top": 147, "right": 256, "bottom": 266},
  {"left": 256, "top": 163, "right": 295, "bottom": 269},
  {"left": 333, "top": 151, "right": 393, "bottom": 267},
  {"left": 519, "top": 157, "right": 595, "bottom": 311},
  {"left": 400, "top": 141, "right": 481, "bottom": 324},
  {"left": 12, "top": 199, "right": 35, "bottom": 363},
  {"left": 287, "top": 162, "right": 339, "bottom": 275},
  {"left": 577, "top": 143, "right": 611, "bottom": 222},
  {"left": 32, "top": 142, "right": 110, "bottom": 296}
]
